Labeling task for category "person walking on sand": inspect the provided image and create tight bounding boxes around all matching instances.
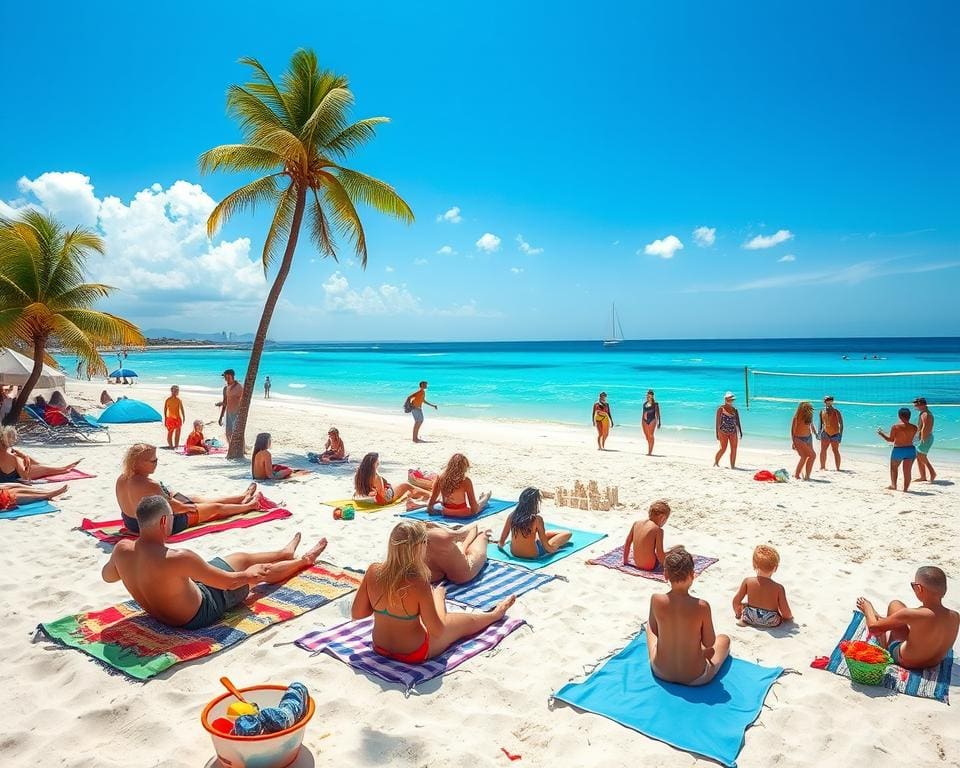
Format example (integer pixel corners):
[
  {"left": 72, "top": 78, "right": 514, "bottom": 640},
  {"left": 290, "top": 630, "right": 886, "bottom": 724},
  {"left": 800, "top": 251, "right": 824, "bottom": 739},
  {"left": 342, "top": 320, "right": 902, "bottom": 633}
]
[
  {"left": 592, "top": 391, "right": 614, "bottom": 450},
  {"left": 790, "top": 401, "right": 817, "bottom": 480},
  {"left": 714, "top": 392, "right": 742, "bottom": 468},
  {"left": 404, "top": 381, "right": 437, "bottom": 443},
  {"left": 163, "top": 385, "right": 185, "bottom": 449},
  {"left": 914, "top": 397, "right": 936, "bottom": 483},
  {"left": 878, "top": 407, "right": 918, "bottom": 492},
  {"left": 264, "top": 376, "right": 271, "bottom": 400},
  {"left": 818, "top": 395, "right": 843, "bottom": 471},
  {"left": 641, "top": 389, "right": 661, "bottom": 456},
  {"left": 218, "top": 369, "right": 243, "bottom": 443}
]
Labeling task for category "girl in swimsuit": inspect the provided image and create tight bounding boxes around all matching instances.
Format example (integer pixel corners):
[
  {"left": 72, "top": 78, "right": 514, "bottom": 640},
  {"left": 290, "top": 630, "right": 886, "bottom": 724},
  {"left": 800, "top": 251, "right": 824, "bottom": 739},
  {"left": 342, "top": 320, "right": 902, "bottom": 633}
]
[
  {"left": 0, "top": 426, "right": 82, "bottom": 481},
  {"left": 251, "top": 432, "right": 292, "bottom": 480},
  {"left": 354, "top": 452, "right": 430, "bottom": 506},
  {"left": 713, "top": 393, "right": 742, "bottom": 468},
  {"left": 592, "top": 392, "right": 613, "bottom": 450},
  {"left": 351, "top": 521, "right": 516, "bottom": 663},
  {"left": 427, "top": 453, "right": 491, "bottom": 518},
  {"left": 641, "top": 389, "right": 662, "bottom": 456},
  {"left": 497, "top": 487, "right": 571, "bottom": 559},
  {"left": 790, "top": 401, "right": 817, "bottom": 480},
  {"left": 317, "top": 427, "right": 347, "bottom": 463}
]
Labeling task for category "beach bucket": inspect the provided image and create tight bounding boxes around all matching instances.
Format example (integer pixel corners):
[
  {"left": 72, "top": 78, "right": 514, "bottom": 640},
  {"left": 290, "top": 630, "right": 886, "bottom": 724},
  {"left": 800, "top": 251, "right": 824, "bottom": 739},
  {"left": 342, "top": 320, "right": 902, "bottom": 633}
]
[{"left": 201, "top": 685, "right": 315, "bottom": 768}]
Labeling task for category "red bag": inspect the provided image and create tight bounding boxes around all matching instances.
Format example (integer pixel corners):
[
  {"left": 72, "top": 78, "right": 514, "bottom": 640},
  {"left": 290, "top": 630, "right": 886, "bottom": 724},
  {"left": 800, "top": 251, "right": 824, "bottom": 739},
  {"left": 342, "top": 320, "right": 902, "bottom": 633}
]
[
  {"left": 0, "top": 488, "right": 17, "bottom": 510},
  {"left": 753, "top": 470, "right": 776, "bottom": 482}
]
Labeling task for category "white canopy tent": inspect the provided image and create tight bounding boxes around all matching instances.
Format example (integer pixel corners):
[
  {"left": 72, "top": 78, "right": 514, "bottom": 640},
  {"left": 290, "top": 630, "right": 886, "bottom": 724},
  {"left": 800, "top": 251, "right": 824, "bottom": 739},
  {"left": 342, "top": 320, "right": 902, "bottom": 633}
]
[{"left": 0, "top": 347, "right": 66, "bottom": 389}]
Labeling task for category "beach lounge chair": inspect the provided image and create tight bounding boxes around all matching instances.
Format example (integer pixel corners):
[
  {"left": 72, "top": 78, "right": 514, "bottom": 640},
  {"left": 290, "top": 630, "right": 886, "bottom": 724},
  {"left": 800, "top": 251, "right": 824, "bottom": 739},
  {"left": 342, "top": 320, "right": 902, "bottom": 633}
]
[
  {"left": 67, "top": 410, "right": 110, "bottom": 442},
  {"left": 23, "top": 404, "right": 106, "bottom": 443}
]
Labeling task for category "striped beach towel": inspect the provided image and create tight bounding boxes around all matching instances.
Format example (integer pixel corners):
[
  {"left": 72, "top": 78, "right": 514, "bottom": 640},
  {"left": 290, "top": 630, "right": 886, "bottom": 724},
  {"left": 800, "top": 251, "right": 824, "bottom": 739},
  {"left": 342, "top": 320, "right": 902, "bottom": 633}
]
[
  {"left": 588, "top": 545, "right": 718, "bottom": 582},
  {"left": 38, "top": 563, "right": 361, "bottom": 680},
  {"left": 444, "top": 561, "right": 556, "bottom": 610},
  {"left": 819, "top": 610, "right": 955, "bottom": 703},
  {"left": 295, "top": 610, "right": 525, "bottom": 692}
]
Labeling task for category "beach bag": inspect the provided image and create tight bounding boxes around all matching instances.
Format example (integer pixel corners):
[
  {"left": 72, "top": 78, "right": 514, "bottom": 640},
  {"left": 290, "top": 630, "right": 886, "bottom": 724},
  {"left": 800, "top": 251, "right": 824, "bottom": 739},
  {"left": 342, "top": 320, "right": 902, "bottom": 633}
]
[
  {"left": 773, "top": 469, "right": 790, "bottom": 483},
  {"left": 753, "top": 470, "right": 776, "bottom": 482},
  {"left": 403, "top": 396, "right": 414, "bottom": 413},
  {"left": 0, "top": 488, "right": 16, "bottom": 510}
]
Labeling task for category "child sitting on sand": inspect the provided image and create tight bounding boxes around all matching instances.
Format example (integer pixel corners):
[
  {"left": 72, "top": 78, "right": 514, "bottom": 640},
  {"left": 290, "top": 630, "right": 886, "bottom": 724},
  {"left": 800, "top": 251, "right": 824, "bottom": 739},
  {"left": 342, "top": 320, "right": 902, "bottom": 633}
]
[
  {"left": 252, "top": 433, "right": 292, "bottom": 480},
  {"left": 427, "top": 453, "right": 492, "bottom": 518},
  {"left": 856, "top": 566, "right": 959, "bottom": 670},
  {"left": 497, "top": 487, "right": 571, "bottom": 559},
  {"left": 732, "top": 545, "right": 793, "bottom": 628},
  {"left": 354, "top": 452, "right": 430, "bottom": 505},
  {"left": 317, "top": 427, "right": 346, "bottom": 463},
  {"left": 623, "top": 499, "right": 670, "bottom": 569},
  {"left": 648, "top": 546, "right": 731, "bottom": 686},
  {"left": 184, "top": 420, "right": 209, "bottom": 455}
]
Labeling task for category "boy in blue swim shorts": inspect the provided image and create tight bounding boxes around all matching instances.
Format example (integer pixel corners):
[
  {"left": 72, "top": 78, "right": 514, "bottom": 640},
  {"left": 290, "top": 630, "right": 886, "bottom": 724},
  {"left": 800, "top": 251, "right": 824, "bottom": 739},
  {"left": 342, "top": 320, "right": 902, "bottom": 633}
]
[{"left": 877, "top": 407, "right": 918, "bottom": 492}]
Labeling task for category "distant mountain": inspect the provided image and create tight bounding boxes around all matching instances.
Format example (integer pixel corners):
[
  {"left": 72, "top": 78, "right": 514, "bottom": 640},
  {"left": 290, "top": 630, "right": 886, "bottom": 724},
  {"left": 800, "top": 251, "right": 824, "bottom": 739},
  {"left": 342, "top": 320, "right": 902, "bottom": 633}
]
[{"left": 143, "top": 328, "right": 259, "bottom": 343}]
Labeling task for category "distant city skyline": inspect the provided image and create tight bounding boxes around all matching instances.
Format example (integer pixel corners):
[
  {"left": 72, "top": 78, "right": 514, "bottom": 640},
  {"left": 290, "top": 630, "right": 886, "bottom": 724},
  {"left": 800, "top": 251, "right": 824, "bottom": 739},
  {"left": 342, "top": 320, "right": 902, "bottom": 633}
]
[{"left": 2, "top": 3, "right": 958, "bottom": 341}]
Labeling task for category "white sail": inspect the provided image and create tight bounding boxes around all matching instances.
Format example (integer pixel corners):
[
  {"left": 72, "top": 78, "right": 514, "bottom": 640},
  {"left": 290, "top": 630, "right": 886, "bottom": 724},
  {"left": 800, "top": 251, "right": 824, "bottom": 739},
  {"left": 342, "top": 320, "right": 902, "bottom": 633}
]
[{"left": 602, "top": 304, "right": 624, "bottom": 346}]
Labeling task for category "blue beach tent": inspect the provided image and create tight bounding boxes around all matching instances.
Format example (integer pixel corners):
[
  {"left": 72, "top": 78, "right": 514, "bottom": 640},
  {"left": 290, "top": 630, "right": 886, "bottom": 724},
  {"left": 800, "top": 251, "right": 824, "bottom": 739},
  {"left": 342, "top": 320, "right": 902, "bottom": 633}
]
[{"left": 97, "top": 398, "right": 161, "bottom": 424}]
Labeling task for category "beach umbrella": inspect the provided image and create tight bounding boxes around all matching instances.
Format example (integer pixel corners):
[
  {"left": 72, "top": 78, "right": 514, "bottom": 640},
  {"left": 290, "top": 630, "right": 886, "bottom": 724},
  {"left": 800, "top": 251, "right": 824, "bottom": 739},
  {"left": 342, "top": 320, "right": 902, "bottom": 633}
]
[
  {"left": 0, "top": 347, "right": 66, "bottom": 389},
  {"left": 97, "top": 398, "right": 161, "bottom": 424},
  {"left": 108, "top": 368, "right": 139, "bottom": 378}
]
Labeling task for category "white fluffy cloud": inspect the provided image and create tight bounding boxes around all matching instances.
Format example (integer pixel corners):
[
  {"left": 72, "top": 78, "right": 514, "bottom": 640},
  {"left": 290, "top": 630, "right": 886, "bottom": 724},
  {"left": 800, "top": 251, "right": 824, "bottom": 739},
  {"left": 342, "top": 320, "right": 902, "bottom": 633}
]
[
  {"left": 510, "top": 266, "right": 524, "bottom": 274},
  {"left": 414, "top": 258, "right": 429, "bottom": 266},
  {"left": 322, "top": 271, "right": 421, "bottom": 315},
  {"left": 693, "top": 226, "right": 716, "bottom": 247},
  {"left": 778, "top": 254, "right": 796, "bottom": 263},
  {"left": 436, "top": 206, "right": 462, "bottom": 223},
  {"left": 436, "top": 245, "right": 456, "bottom": 256},
  {"left": 744, "top": 229, "right": 793, "bottom": 250},
  {"left": 476, "top": 232, "right": 501, "bottom": 252},
  {"left": 4, "top": 172, "right": 267, "bottom": 324},
  {"left": 516, "top": 234, "right": 543, "bottom": 255},
  {"left": 642, "top": 234, "right": 684, "bottom": 259}
]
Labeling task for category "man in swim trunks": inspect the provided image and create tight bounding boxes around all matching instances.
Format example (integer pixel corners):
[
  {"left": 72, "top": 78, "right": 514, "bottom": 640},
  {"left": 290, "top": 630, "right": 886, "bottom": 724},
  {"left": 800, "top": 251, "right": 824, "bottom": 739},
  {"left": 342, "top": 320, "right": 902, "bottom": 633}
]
[
  {"left": 877, "top": 407, "right": 918, "bottom": 492},
  {"left": 424, "top": 523, "right": 490, "bottom": 584},
  {"left": 115, "top": 443, "right": 263, "bottom": 535},
  {"left": 218, "top": 369, "right": 244, "bottom": 444},
  {"left": 163, "top": 385, "right": 186, "bottom": 450},
  {"left": 102, "top": 495, "right": 328, "bottom": 629},
  {"left": 856, "top": 566, "right": 958, "bottom": 670},
  {"left": 818, "top": 395, "right": 843, "bottom": 471},
  {"left": 913, "top": 397, "right": 936, "bottom": 483},
  {"left": 405, "top": 381, "right": 437, "bottom": 443}
]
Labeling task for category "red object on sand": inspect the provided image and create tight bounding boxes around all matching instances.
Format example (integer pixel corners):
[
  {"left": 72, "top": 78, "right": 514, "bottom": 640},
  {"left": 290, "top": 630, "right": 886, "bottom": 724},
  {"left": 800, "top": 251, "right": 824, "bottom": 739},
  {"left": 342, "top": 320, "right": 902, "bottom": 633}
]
[
  {"left": 500, "top": 747, "right": 521, "bottom": 761},
  {"left": 810, "top": 656, "right": 830, "bottom": 670},
  {"left": 753, "top": 470, "right": 776, "bottom": 482}
]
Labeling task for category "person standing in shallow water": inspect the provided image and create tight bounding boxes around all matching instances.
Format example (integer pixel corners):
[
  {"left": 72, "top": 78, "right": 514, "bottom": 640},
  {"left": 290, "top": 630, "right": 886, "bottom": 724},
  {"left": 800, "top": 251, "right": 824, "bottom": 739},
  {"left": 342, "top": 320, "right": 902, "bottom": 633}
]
[
  {"left": 264, "top": 376, "right": 271, "bottom": 400},
  {"left": 592, "top": 392, "right": 613, "bottom": 450}
]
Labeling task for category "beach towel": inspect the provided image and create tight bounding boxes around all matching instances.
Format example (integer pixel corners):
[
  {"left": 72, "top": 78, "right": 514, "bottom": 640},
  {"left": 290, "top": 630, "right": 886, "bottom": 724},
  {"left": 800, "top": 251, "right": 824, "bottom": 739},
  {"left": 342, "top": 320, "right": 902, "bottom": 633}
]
[
  {"left": 306, "top": 452, "right": 350, "bottom": 464},
  {"left": 79, "top": 497, "right": 291, "bottom": 546},
  {"left": 0, "top": 499, "right": 59, "bottom": 520},
  {"left": 588, "top": 545, "right": 718, "bottom": 582},
  {"left": 31, "top": 468, "right": 97, "bottom": 483},
  {"left": 38, "top": 563, "right": 361, "bottom": 680},
  {"left": 174, "top": 445, "right": 227, "bottom": 456},
  {"left": 815, "top": 610, "right": 955, "bottom": 703},
  {"left": 320, "top": 497, "right": 408, "bottom": 513},
  {"left": 399, "top": 498, "right": 517, "bottom": 525},
  {"left": 487, "top": 525, "right": 607, "bottom": 570},
  {"left": 444, "top": 561, "right": 556, "bottom": 610},
  {"left": 295, "top": 609, "right": 525, "bottom": 692},
  {"left": 553, "top": 628, "right": 783, "bottom": 768}
]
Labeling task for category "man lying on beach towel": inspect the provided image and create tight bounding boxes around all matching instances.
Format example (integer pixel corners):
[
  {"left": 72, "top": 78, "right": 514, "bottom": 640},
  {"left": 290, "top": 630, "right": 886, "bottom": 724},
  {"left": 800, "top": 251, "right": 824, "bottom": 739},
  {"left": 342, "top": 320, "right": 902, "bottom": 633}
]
[
  {"left": 425, "top": 523, "right": 490, "bottom": 584},
  {"left": 116, "top": 443, "right": 262, "bottom": 535},
  {"left": 102, "top": 495, "right": 328, "bottom": 629}
]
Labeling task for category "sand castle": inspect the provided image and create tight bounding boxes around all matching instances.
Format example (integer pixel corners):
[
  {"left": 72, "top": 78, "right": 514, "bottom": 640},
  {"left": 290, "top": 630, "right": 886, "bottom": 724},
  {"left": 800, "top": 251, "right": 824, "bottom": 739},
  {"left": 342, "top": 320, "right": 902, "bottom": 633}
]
[{"left": 553, "top": 480, "right": 620, "bottom": 511}]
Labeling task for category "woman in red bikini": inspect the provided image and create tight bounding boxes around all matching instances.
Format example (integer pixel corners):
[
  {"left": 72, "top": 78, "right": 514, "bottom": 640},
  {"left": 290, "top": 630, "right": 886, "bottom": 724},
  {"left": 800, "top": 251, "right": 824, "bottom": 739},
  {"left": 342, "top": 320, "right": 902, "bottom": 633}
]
[
  {"left": 426, "top": 453, "right": 491, "bottom": 518},
  {"left": 351, "top": 521, "right": 516, "bottom": 663},
  {"left": 354, "top": 452, "right": 430, "bottom": 505}
]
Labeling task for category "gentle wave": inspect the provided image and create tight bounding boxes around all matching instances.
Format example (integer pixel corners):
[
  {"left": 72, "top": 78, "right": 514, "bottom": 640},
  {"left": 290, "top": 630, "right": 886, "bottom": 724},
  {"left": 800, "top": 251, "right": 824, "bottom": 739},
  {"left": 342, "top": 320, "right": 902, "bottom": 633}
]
[{"left": 288, "top": 383, "right": 307, "bottom": 389}]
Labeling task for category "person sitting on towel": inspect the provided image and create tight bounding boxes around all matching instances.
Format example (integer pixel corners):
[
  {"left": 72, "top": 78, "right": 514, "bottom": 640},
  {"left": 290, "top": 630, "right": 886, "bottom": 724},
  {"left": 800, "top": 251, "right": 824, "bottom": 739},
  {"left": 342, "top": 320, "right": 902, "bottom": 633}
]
[
  {"left": 732, "top": 545, "right": 793, "bottom": 628},
  {"left": 424, "top": 523, "right": 490, "bottom": 584},
  {"left": 426, "top": 453, "right": 491, "bottom": 518},
  {"left": 184, "top": 420, "right": 209, "bottom": 455},
  {"left": 0, "top": 426, "right": 81, "bottom": 482},
  {"left": 102, "top": 495, "right": 327, "bottom": 629},
  {"left": 622, "top": 499, "right": 671, "bottom": 570},
  {"left": 351, "top": 520, "right": 515, "bottom": 663},
  {"left": 251, "top": 432, "right": 292, "bottom": 480},
  {"left": 497, "top": 486, "right": 570, "bottom": 559},
  {"left": 116, "top": 443, "right": 262, "bottom": 535},
  {"left": 353, "top": 452, "right": 430, "bottom": 505},
  {"left": 648, "top": 546, "right": 731, "bottom": 686},
  {"left": 317, "top": 427, "right": 346, "bottom": 463},
  {"left": 857, "top": 566, "right": 959, "bottom": 670}
]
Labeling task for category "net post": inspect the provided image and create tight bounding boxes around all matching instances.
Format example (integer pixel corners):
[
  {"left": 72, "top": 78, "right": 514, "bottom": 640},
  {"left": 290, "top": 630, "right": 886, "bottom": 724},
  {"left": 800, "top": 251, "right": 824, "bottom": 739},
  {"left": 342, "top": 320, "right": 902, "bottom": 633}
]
[{"left": 744, "top": 366, "right": 750, "bottom": 409}]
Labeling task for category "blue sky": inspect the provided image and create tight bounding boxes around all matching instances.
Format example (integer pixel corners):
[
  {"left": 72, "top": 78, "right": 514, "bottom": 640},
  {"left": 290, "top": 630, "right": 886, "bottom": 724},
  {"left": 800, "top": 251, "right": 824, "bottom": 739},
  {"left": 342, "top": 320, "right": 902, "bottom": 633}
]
[{"left": 2, "top": 2, "right": 958, "bottom": 340}]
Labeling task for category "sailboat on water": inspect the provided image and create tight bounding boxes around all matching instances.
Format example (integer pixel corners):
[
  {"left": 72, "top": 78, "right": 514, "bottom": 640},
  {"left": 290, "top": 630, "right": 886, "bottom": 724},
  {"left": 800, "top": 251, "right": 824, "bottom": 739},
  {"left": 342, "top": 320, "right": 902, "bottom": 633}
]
[{"left": 602, "top": 304, "right": 624, "bottom": 347}]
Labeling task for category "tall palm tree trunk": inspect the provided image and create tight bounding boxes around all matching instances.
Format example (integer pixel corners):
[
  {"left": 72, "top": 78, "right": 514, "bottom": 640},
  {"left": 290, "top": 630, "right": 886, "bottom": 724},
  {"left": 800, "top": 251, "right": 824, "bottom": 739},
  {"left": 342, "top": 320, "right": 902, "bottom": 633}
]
[
  {"left": 6, "top": 337, "right": 47, "bottom": 424},
  {"left": 227, "top": 184, "right": 308, "bottom": 459}
]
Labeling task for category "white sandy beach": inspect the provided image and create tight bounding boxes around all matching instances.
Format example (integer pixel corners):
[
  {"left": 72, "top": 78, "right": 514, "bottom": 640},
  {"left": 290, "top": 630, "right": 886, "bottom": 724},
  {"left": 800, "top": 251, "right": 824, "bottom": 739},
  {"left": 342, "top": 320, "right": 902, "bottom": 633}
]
[{"left": 3, "top": 380, "right": 958, "bottom": 768}]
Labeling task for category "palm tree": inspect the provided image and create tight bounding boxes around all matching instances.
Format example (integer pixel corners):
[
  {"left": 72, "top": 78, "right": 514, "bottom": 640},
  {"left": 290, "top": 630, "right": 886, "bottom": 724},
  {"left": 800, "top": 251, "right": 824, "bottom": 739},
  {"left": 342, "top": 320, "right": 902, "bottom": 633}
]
[
  {"left": 200, "top": 49, "right": 414, "bottom": 458},
  {"left": 0, "top": 210, "right": 145, "bottom": 424}
]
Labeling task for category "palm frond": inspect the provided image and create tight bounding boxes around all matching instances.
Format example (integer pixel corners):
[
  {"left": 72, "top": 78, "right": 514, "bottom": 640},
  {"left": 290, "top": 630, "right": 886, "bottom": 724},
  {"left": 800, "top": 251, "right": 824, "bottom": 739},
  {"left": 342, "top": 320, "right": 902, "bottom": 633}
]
[
  {"left": 55, "top": 309, "right": 144, "bottom": 346},
  {"left": 324, "top": 117, "right": 389, "bottom": 157},
  {"left": 206, "top": 174, "right": 282, "bottom": 237},
  {"left": 47, "top": 283, "right": 114, "bottom": 311},
  {"left": 309, "top": 188, "right": 337, "bottom": 259},
  {"left": 320, "top": 173, "right": 367, "bottom": 265},
  {"left": 332, "top": 167, "right": 415, "bottom": 223},
  {"left": 300, "top": 86, "right": 353, "bottom": 147},
  {"left": 261, "top": 182, "right": 297, "bottom": 271},
  {"left": 198, "top": 144, "right": 284, "bottom": 175},
  {"left": 225, "top": 86, "right": 288, "bottom": 140},
  {"left": 238, "top": 56, "right": 295, "bottom": 129},
  {"left": 249, "top": 128, "right": 308, "bottom": 169}
]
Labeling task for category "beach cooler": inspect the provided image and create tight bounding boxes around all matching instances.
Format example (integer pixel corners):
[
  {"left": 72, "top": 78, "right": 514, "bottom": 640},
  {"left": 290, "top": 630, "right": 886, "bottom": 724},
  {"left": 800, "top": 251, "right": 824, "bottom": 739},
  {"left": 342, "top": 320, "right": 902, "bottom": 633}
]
[{"left": 202, "top": 685, "right": 315, "bottom": 768}]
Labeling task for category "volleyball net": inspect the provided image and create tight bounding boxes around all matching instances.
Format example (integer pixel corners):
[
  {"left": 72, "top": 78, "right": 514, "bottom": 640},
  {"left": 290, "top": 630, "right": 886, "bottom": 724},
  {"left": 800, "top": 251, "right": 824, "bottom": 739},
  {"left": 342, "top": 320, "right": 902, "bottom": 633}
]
[{"left": 746, "top": 369, "right": 960, "bottom": 408}]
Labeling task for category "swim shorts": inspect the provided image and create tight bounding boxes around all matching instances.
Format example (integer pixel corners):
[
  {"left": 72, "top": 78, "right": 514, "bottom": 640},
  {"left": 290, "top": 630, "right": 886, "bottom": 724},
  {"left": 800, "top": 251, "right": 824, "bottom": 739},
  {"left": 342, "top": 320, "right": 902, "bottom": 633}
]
[
  {"left": 165, "top": 417, "right": 183, "bottom": 430},
  {"left": 891, "top": 445, "right": 917, "bottom": 462},
  {"left": 887, "top": 640, "right": 903, "bottom": 665},
  {"left": 820, "top": 432, "right": 841, "bottom": 443},
  {"left": 917, "top": 436, "right": 934, "bottom": 455},
  {"left": 224, "top": 412, "right": 238, "bottom": 437},
  {"left": 411, "top": 407, "right": 424, "bottom": 424},
  {"left": 182, "top": 557, "right": 250, "bottom": 630},
  {"left": 741, "top": 605, "right": 782, "bottom": 628},
  {"left": 121, "top": 509, "right": 199, "bottom": 535}
]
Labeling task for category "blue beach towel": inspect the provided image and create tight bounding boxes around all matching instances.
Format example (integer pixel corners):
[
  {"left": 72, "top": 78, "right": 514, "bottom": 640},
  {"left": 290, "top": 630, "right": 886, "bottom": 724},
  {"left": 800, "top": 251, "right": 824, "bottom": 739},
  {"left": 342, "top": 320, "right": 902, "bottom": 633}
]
[
  {"left": 0, "top": 500, "right": 59, "bottom": 520},
  {"left": 821, "top": 610, "right": 955, "bottom": 703},
  {"left": 400, "top": 498, "right": 517, "bottom": 525},
  {"left": 444, "top": 561, "right": 556, "bottom": 610},
  {"left": 487, "top": 524, "right": 607, "bottom": 570},
  {"left": 553, "top": 628, "right": 783, "bottom": 768}
]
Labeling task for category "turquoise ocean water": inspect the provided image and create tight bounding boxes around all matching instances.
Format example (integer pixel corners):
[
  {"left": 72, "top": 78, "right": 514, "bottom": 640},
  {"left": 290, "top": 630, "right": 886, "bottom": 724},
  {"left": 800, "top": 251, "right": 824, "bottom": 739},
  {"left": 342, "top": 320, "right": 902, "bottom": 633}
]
[{"left": 64, "top": 338, "right": 960, "bottom": 455}]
